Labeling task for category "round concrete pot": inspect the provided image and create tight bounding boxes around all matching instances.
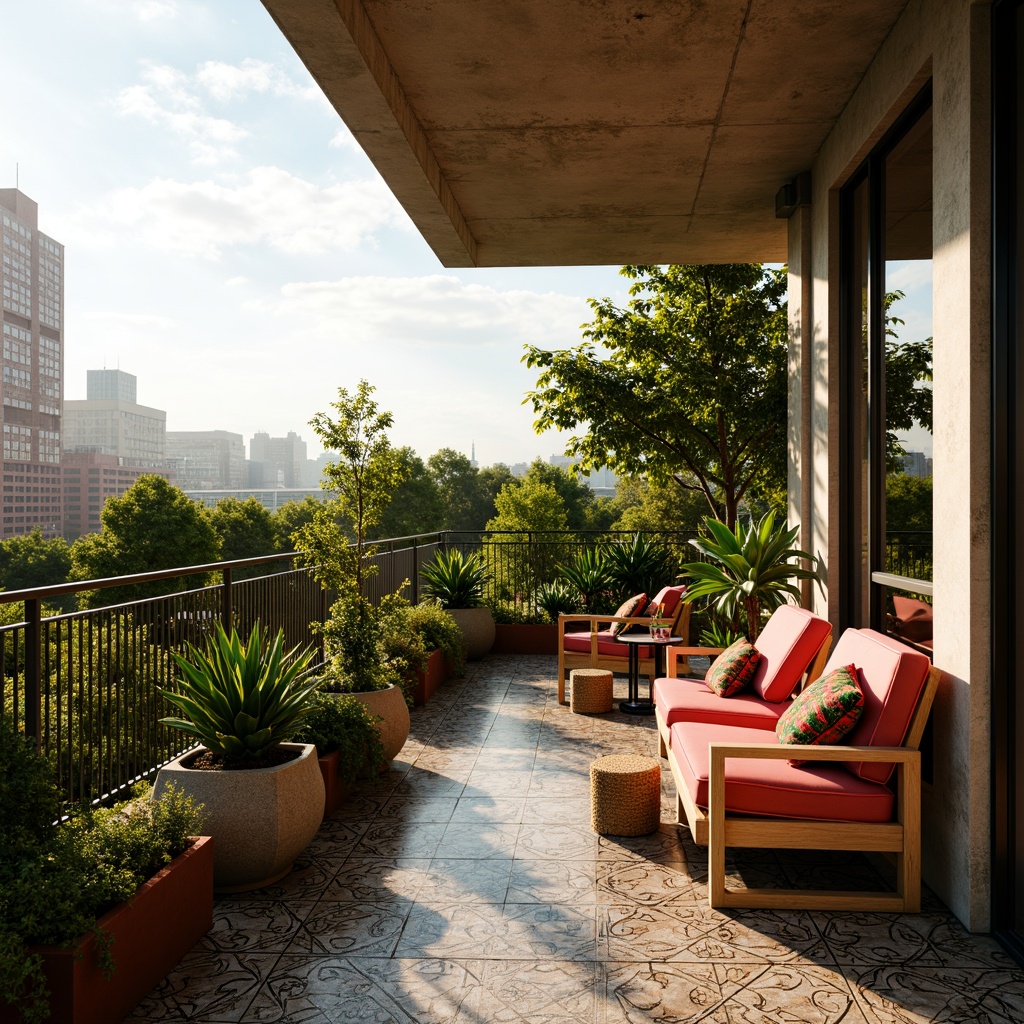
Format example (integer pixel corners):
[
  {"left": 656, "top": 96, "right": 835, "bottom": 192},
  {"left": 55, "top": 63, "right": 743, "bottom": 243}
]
[
  {"left": 449, "top": 606, "right": 495, "bottom": 661},
  {"left": 154, "top": 742, "right": 324, "bottom": 893},
  {"left": 347, "top": 683, "right": 410, "bottom": 768}
]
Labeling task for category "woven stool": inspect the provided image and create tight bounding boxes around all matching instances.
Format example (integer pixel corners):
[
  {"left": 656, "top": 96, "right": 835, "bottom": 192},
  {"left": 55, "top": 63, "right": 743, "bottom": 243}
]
[
  {"left": 570, "top": 668, "right": 614, "bottom": 713},
  {"left": 590, "top": 754, "right": 661, "bottom": 836}
]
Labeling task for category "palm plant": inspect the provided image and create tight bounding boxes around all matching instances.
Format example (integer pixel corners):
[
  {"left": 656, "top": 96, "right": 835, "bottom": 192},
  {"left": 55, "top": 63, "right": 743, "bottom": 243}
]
[
  {"left": 604, "top": 533, "right": 677, "bottom": 599},
  {"left": 558, "top": 546, "right": 615, "bottom": 612},
  {"left": 160, "top": 621, "right": 318, "bottom": 761},
  {"left": 681, "top": 511, "right": 821, "bottom": 641},
  {"left": 421, "top": 549, "right": 490, "bottom": 608}
]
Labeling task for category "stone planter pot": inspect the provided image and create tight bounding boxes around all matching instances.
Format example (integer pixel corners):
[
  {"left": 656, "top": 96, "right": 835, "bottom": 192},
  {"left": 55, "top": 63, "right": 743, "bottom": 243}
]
[
  {"left": 449, "top": 607, "right": 495, "bottom": 660},
  {"left": 493, "top": 623, "right": 557, "bottom": 654},
  {"left": 0, "top": 837, "right": 213, "bottom": 1024},
  {"left": 317, "top": 749, "right": 355, "bottom": 820},
  {"left": 154, "top": 743, "right": 323, "bottom": 893},
  {"left": 411, "top": 647, "right": 446, "bottom": 706},
  {"left": 347, "top": 684, "right": 410, "bottom": 768}
]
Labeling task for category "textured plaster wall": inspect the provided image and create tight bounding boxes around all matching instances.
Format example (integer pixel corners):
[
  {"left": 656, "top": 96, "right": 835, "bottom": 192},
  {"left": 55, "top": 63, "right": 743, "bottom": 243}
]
[{"left": 789, "top": 0, "right": 992, "bottom": 930}]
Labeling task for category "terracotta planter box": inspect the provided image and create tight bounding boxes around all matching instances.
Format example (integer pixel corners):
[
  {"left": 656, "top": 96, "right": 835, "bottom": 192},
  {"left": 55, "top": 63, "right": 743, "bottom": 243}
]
[
  {"left": 492, "top": 623, "right": 558, "bottom": 655},
  {"left": 318, "top": 749, "right": 355, "bottom": 819},
  {"left": 3, "top": 836, "right": 213, "bottom": 1024},
  {"left": 411, "top": 647, "right": 446, "bottom": 707}
]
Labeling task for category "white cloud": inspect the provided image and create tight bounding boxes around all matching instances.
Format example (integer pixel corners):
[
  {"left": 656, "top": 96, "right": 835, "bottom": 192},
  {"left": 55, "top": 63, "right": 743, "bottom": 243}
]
[
  {"left": 258, "top": 275, "right": 587, "bottom": 349},
  {"left": 195, "top": 58, "right": 321, "bottom": 104},
  {"left": 68, "top": 167, "right": 408, "bottom": 258}
]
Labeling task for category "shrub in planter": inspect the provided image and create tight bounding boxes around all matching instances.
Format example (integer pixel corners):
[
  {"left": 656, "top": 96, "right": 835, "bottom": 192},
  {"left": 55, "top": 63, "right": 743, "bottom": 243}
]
[
  {"left": 0, "top": 721, "right": 206, "bottom": 1024},
  {"left": 421, "top": 549, "right": 495, "bottom": 660},
  {"left": 377, "top": 595, "right": 465, "bottom": 683}
]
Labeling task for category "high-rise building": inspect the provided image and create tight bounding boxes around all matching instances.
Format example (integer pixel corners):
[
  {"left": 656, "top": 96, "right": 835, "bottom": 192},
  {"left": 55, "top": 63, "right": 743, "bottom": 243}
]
[
  {"left": 0, "top": 189, "right": 64, "bottom": 538},
  {"left": 166, "top": 430, "right": 244, "bottom": 490},
  {"left": 248, "top": 431, "right": 307, "bottom": 488},
  {"left": 62, "top": 454, "right": 172, "bottom": 541},
  {"left": 87, "top": 368, "right": 137, "bottom": 403},
  {"left": 63, "top": 388, "right": 166, "bottom": 468}
]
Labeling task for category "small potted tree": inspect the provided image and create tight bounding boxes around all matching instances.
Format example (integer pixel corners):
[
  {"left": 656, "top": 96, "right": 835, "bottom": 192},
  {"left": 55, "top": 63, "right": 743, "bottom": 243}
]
[
  {"left": 154, "top": 621, "right": 324, "bottom": 892},
  {"left": 420, "top": 548, "right": 495, "bottom": 660}
]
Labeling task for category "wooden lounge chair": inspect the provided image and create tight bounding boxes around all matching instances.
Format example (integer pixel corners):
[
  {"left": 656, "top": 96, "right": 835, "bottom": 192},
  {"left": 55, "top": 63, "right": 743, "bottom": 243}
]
[{"left": 556, "top": 585, "right": 691, "bottom": 705}]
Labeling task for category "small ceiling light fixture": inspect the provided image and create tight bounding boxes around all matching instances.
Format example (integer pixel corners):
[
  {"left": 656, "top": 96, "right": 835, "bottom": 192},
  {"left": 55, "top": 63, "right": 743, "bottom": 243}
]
[{"left": 775, "top": 171, "right": 812, "bottom": 218}]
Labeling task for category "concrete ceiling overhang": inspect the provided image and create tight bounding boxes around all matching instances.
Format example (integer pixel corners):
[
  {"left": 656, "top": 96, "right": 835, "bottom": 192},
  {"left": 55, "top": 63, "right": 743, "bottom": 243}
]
[{"left": 261, "top": 0, "right": 908, "bottom": 268}]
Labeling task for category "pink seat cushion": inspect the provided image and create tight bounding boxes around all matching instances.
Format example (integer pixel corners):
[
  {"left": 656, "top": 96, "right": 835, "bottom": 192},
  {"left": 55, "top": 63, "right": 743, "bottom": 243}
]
[
  {"left": 563, "top": 630, "right": 651, "bottom": 659},
  {"left": 670, "top": 721, "right": 895, "bottom": 823},
  {"left": 820, "top": 628, "right": 931, "bottom": 785},
  {"left": 749, "top": 605, "right": 833, "bottom": 702},
  {"left": 653, "top": 676, "right": 786, "bottom": 733}
]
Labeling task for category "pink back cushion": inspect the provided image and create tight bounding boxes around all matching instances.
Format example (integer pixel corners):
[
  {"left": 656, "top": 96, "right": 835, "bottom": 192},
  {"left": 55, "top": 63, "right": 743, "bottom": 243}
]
[
  {"left": 821, "top": 628, "right": 931, "bottom": 784},
  {"left": 645, "top": 585, "right": 686, "bottom": 618},
  {"left": 749, "top": 605, "right": 833, "bottom": 702}
]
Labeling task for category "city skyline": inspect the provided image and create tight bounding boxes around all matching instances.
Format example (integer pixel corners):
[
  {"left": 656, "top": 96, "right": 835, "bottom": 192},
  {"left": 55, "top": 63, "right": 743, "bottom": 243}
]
[{"left": 5, "top": 1, "right": 631, "bottom": 470}]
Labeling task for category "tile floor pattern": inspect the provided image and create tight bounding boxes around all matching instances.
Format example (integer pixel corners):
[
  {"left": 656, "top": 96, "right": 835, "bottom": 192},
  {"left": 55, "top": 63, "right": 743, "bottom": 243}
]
[{"left": 128, "top": 655, "right": 1024, "bottom": 1023}]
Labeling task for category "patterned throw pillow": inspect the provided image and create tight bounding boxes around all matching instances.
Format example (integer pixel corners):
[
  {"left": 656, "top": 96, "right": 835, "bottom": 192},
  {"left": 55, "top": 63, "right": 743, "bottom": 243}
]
[
  {"left": 704, "top": 638, "right": 761, "bottom": 697},
  {"left": 607, "top": 593, "right": 647, "bottom": 636},
  {"left": 775, "top": 664, "right": 864, "bottom": 765}
]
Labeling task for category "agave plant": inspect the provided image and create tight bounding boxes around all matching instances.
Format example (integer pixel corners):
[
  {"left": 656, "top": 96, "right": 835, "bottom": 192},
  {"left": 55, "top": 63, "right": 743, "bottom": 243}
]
[
  {"left": 604, "top": 533, "right": 677, "bottom": 600},
  {"left": 558, "top": 546, "right": 615, "bottom": 612},
  {"left": 160, "top": 621, "right": 318, "bottom": 761},
  {"left": 420, "top": 548, "right": 491, "bottom": 608},
  {"left": 536, "top": 580, "right": 579, "bottom": 620},
  {"left": 681, "top": 511, "right": 821, "bottom": 641}
]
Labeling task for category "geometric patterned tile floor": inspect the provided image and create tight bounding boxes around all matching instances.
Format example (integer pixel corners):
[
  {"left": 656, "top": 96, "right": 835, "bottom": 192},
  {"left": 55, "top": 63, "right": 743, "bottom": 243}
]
[{"left": 127, "top": 655, "right": 1024, "bottom": 1023}]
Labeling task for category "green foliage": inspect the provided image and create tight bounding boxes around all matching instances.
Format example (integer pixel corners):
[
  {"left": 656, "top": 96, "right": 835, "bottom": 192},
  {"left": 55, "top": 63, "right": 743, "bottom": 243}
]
[
  {"left": 320, "top": 594, "right": 398, "bottom": 694},
  {"left": 536, "top": 580, "right": 579, "bottom": 619},
  {"left": 210, "top": 497, "right": 278, "bottom": 564},
  {"left": 374, "top": 448, "right": 443, "bottom": 539},
  {"left": 0, "top": 722, "right": 203, "bottom": 1024},
  {"left": 488, "top": 600, "right": 549, "bottom": 625},
  {"left": 272, "top": 496, "right": 323, "bottom": 552},
  {"left": 399, "top": 598, "right": 465, "bottom": 677},
  {"left": 604, "top": 533, "right": 677, "bottom": 599},
  {"left": 295, "top": 381, "right": 410, "bottom": 595},
  {"left": 0, "top": 529, "right": 74, "bottom": 610},
  {"left": 292, "top": 690, "right": 384, "bottom": 781},
  {"left": 421, "top": 549, "right": 490, "bottom": 609},
  {"left": 886, "top": 472, "right": 932, "bottom": 531},
  {"left": 681, "top": 511, "right": 821, "bottom": 641},
  {"left": 698, "top": 618, "right": 744, "bottom": 648},
  {"left": 486, "top": 478, "right": 569, "bottom": 534},
  {"left": 69, "top": 476, "right": 220, "bottom": 607},
  {"left": 557, "top": 546, "right": 614, "bottom": 613},
  {"left": 160, "top": 621, "right": 318, "bottom": 761},
  {"left": 882, "top": 290, "right": 933, "bottom": 469},
  {"left": 525, "top": 264, "right": 789, "bottom": 528},
  {"left": 521, "top": 460, "right": 596, "bottom": 531},
  {"left": 610, "top": 476, "right": 707, "bottom": 535}
]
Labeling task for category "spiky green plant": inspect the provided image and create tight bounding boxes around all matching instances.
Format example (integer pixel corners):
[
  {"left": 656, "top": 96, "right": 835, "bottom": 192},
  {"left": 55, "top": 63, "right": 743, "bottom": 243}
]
[
  {"left": 160, "top": 621, "right": 318, "bottom": 761},
  {"left": 536, "top": 580, "right": 579, "bottom": 620},
  {"left": 604, "top": 533, "right": 677, "bottom": 600},
  {"left": 420, "top": 549, "right": 490, "bottom": 609},
  {"left": 681, "top": 511, "right": 821, "bottom": 641},
  {"left": 557, "top": 546, "right": 614, "bottom": 612}
]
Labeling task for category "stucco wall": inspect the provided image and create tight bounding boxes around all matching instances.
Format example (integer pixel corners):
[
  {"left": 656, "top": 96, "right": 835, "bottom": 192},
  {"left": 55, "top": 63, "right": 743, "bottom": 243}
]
[{"left": 789, "top": 0, "right": 992, "bottom": 930}]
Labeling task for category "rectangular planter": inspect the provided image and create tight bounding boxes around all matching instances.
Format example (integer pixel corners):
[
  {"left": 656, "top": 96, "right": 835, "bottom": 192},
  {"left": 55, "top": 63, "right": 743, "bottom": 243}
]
[
  {"left": 2, "top": 836, "right": 214, "bottom": 1024},
  {"left": 411, "top": 647, "right": 447, "bottom": 707},
  {"left": 492, "top": 623, "right": 558, "bottom": 655},
  {"left": 318, "top": 749, "right": 355, "bottom": 820}
]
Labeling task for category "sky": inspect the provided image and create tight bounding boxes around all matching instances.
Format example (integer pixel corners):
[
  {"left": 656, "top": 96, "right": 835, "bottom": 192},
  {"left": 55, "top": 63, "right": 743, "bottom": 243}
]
[{"left": 4, "top": 0, "right": 632, "bottom": 467}]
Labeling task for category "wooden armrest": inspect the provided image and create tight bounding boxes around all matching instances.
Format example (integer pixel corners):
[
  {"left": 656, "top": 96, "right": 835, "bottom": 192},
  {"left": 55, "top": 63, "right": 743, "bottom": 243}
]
[
  {"left": 708, "top": 741, "right": 917, "bottom": 763},
  {"left": 665, "top": 645, "right": 724, "bottom": 677}
]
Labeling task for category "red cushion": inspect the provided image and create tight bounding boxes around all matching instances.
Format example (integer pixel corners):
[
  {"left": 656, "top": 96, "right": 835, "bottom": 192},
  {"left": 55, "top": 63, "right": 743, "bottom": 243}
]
[
  {"left": 749, "top": 605, "right": 833, "bottom": 702},
  {"left": 892, "top": 595, "right": 933, "bottom": 643},
  {"left": 653, "top": 676, "right": 786, "bottom": 733},
  {"left": 642, "top": 585, "right": 686, "bottom": 619},
  {"left": 669, "top": 721, "right": 895, "bottom": 823},
  {"left": 563, "top": 630, "right": 652, "bottom": 659},
  {"left": 821, "top": 629, "right": 931, "bottom": 784}
]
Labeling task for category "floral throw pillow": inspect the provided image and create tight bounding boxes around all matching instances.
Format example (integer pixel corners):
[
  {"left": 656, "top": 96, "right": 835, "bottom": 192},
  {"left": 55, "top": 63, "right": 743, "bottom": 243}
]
[
  {"left": 704, "top": 638, "right": 761, "bottom": 697},
  {"left": 607, "top": 593, "right": 647, "bottom": 636},
  {"left": 775, "top": 664, "right": 864, "bottom": 765}
]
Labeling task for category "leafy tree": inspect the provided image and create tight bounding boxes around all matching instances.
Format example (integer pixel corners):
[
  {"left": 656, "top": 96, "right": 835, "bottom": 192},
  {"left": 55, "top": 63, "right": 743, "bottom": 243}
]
[
  {"left": 486, "top": 479, "right": 569, "bottom": 534},
  {"left": 69, "top": 476, "right": 220, "bottom": 606},
  {"left": 525, "top": 264, "right": 788, "bottom": 528},
  {"left": 521, "top": 460, "right": 596, "bottom": 531},
  {"left": 883, "top": 290, "right": 933, "bottom": 469},
  {"left": 886, "top": 473, "right": 932, "bottom": 532},
  {"left": 0, "top": 529, "right": 73, "bottom": 609},
  {"left": 473, "top": 464, "right": 516, "bottom": 528},
  {"left": 210, "top": 497, "right": 277, "bottom": 563},
  {"left": 294, "top": 381, "right": 409, "bottom": 596},
  {"left": 374, "top": 448, "right": 442, "bottom": 538},
  {"left": 426, "top": 449, "right": 481, "bottom": 531},
  {"left": 271, "top": 497, "right": 324, "bottom": 552},
  {"left": 610, "top": 476, "right": 707, "bottom": 536}
]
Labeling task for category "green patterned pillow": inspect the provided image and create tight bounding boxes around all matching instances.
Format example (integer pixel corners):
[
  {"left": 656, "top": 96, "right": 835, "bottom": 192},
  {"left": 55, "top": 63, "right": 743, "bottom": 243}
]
[
  {"left": 607, "top": 593, "right": 647, "bottom": 636},
  {"left": 776, "top": 664, "right": 864, "bottom": 765},
  {"left": 704, "top": 638, "right": 761, "bottom": 697}
]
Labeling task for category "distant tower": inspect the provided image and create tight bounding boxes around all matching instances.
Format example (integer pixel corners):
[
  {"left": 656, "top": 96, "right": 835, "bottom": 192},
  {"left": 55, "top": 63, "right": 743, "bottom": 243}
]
[{"left": 471, "top": 441, "right": 478, "bottom": 468}]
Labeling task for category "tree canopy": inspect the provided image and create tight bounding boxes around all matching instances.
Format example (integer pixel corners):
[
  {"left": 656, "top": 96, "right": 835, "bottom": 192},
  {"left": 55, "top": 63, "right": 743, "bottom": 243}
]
[
  {"left": 524, "top": 264, "right": 789, "bottom": 528},
  {"left": 486, "top": 478, "right": 569, "bottom": 534},
  {"left": 210, "top": 497, "right": 277, "bottom": 563},
  {"left": 0, "top": 529, "right": 74, "bottom": 611}
]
